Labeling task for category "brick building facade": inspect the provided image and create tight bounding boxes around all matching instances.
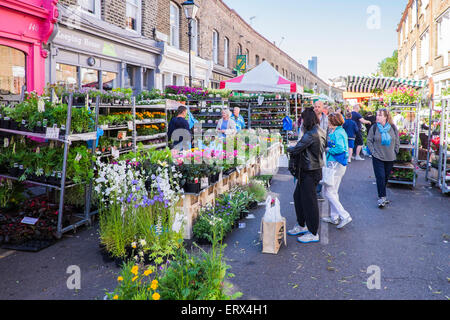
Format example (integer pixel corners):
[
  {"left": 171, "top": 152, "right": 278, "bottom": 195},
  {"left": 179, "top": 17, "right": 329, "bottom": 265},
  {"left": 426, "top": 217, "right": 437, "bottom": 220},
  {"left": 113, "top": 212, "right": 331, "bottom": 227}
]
[
  {"left": 52, "top": 0, "right": 333, "bottom": 95},
  {"left": 397, "top": 0, "right": 449, "bottom": 97},
  {"left": 156, "top": 0, "right": 329, "bottom": 92}
]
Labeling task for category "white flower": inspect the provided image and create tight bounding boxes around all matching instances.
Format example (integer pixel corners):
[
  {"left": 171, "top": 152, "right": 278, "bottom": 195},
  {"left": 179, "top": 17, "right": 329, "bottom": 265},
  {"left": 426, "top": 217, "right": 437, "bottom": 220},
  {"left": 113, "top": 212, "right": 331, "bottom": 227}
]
[{"left": 139, "top": 239, "right": 146, "bottom": 246}]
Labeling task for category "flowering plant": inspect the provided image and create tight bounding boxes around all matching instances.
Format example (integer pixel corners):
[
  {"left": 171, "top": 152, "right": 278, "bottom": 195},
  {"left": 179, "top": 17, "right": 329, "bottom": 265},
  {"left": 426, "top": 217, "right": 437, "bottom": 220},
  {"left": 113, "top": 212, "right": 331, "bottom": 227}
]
[
  {"left": 106, "top": 260, "right": 161, "bottom": 300},
  {"left": 383, "top": 87, "right": 420, "bottom": 105},
  {"left": 165, "top": 85, "right": 208, "bottom": 100}
]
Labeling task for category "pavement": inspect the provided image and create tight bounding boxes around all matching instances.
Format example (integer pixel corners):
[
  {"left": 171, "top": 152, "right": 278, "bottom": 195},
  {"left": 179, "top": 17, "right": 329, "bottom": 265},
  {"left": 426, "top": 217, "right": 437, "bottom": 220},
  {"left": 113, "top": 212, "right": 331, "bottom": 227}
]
[{"left": 0, "top": 156, "right": 449, "bottom": 300}]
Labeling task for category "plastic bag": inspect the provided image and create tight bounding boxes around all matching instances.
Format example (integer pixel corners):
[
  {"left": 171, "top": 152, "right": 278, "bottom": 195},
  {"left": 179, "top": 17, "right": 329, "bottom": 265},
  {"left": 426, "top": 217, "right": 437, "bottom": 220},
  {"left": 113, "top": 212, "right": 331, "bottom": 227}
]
[
  {"left": 321, "top": 162, "right": 337, "bottom": 186},
  {"left": 263, "top": 195, "right": 282, "bottom": 222}
]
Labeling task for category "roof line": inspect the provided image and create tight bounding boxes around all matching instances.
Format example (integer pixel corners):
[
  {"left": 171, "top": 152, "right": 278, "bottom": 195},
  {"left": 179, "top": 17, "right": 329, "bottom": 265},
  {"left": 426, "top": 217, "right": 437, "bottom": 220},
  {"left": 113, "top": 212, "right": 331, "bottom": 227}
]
[{"left": 397, "top": 0, "right": 414, "bottom": 32}]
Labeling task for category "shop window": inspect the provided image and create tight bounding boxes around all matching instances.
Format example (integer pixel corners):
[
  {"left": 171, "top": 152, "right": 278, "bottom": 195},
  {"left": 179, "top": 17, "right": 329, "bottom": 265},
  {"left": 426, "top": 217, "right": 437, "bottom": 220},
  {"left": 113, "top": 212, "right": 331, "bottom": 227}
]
[
  {"left": 170, "top": 2, "right": 180, "bottom": 48},
  {"left": 143, "top": 69, "right": 154, "bottom": 90},
  {"left": 56, "top": 63, "right": 78, "bottom": 90},
  {"left": 102, "top": 71, "right": 117, "bottom": 90},
  {"left": 81, "top": 68, "right": 99, "bottom": 89},
  {"left": 125, "top": 65, "right": 137, "bottom": 89},
  {"left": 255, "top": 55, "right": 260, "bottom": 65},
  {"left": 126, "top": 0, "right": 142, "bottom": 33},
  {"left": 0, "top": 45, "right": 26, "bottom": 95}
]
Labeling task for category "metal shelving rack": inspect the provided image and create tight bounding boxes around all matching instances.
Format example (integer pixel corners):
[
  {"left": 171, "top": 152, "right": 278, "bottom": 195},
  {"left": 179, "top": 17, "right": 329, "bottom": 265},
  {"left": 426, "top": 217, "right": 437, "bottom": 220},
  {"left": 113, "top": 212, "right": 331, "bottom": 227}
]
[
  {"left": 97, "top": 98, "right": 178, "bottom": 157},
  {"left": 426, "top": 95, "right": 450, "bottom": 193},
  {"left": 0, "top": 93, "right": 99, "bottom": 238},
  {"left": 387, "top": 102, "right": 421, "bottom": 188},
  {"left": 186, "top": 96, "right": 227, "bottom": 131}
]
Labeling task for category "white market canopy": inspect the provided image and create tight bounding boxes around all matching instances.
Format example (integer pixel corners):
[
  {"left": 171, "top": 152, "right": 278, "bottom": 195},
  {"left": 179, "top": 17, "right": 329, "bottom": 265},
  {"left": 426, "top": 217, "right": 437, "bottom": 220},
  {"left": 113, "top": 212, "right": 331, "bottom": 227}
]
[
  {"left": 345, "top": 76, "right": 428, "bottom": 93},
  {"left": 220, "top": 61, "right": 297, "bottom": 93}
]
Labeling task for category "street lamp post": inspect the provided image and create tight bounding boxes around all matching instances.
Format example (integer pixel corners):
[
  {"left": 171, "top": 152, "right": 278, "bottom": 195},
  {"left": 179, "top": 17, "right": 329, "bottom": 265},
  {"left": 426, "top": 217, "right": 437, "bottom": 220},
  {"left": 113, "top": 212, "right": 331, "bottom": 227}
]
[{"left": 182, "top": 0, "right": 199, "bottom": 88}]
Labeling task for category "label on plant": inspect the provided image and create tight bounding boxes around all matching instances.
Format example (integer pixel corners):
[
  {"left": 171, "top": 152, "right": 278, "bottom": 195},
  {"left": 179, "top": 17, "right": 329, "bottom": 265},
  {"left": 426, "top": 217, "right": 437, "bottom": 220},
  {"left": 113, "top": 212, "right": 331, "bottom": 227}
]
[
  {"left": 21, "top": 217, "right": 39, "bottom": 225},
  {"left": 238, "top": 222, "right": 246, "bottom": 228},
  {"left": 3, "top": 138, "right": 8, "bottom": 148},
  {"left": 85, "top": 93, "right": 89, "bottom": 109},
  {"left": 38, "top": 98, "right": 45, "bottom": 113},
  {"left": 127, "top": 121, "right": 133, "bottom": 130},
  {"left": 201, "top": 101, "right": 207, "bottom": 108},
  {"left": 36, "top": 147, "right": 40, "bottom": 154},
  {"left": 201, "top": 177, "right": 209, "bottom": 189},
  {"left": 219, "top": 172, "right": 223, "bottom": 181},
  {"left": 75, "top": 153, "right": 82, "bottom": 162},
  {"left": 45, "top": 127, "right": 60, "bottom": 139}
]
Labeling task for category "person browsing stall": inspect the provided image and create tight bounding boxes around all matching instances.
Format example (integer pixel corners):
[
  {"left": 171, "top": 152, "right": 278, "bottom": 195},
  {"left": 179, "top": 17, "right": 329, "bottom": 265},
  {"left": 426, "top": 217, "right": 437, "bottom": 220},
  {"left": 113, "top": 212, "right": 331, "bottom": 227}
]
[
  {"left": 231, "top": 107, "right": 246, "bottom": 132},
  {"left": 216, "top": 109, "right": 237, "bottom": 138},
  {"left": 167, "top": 105, "right": 190, "bottom": 149}
]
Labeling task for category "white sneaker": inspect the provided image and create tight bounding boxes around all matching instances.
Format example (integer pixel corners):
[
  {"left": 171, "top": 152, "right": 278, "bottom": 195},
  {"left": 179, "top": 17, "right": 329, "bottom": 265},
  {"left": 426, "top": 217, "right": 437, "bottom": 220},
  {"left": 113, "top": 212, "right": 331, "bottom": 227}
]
[
  {"left": 322, "top": 216, "right": 339, "bottom": 225},
  {"left": 337, "top": 216, "right": 352, "bottom": 229},
  {"left": 355, "top": 156, "right": 364, "bottom": 161},
  {"left": 287, "top": 224, "right": 309, "bottom": 236},
  {"left": 348, "top": 158, "right": 352, "bottom": 163},
  {"left": 377, "top": 197, "right": 386, "bottom": 208},
  {"left": 297, "top": 232, "right": 319, "bottom": 243}
]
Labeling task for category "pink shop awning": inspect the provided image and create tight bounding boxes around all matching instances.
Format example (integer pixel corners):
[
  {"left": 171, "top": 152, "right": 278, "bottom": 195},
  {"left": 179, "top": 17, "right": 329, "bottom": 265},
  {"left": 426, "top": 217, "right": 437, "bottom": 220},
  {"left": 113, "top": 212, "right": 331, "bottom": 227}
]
[{"left": 220, "top": 61, "right": 298, "bottom": 93}]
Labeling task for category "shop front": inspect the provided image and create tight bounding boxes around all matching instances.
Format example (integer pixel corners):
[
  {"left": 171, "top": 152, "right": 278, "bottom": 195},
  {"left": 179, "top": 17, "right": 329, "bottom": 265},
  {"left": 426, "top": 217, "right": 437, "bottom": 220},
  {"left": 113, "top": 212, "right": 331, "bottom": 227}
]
[
  {"left": 0, "top": 0, "right": 58, "bottom": 97},
  {"left": 47, "top": 6, "right": 160, "bottom": 93},
  {"left": 156, "top": 42, "right": 213, "bottom": 90}
]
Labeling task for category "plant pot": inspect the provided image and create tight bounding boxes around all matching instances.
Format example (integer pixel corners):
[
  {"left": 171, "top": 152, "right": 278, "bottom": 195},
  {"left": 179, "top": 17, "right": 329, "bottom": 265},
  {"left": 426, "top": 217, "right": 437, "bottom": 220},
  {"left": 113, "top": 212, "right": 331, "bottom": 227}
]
[
  {"left": 0, "top": 118, "right": 10, "bottom": 129},
  {"left": 183, "top": 182, "right": 201, "bottom": 194},
  {"left": 9, "top": 120, "right": 19, "bottom": 131},
  {"left": 8, "top": 166, "right": 18, "bottom": 177}
]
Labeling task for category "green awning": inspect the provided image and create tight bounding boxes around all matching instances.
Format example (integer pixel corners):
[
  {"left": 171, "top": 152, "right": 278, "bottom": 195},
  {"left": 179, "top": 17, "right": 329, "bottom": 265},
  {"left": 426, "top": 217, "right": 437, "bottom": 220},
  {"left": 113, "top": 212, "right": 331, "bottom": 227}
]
[{"left": 345, "top": 76, "right": 428, "bottom": 93}]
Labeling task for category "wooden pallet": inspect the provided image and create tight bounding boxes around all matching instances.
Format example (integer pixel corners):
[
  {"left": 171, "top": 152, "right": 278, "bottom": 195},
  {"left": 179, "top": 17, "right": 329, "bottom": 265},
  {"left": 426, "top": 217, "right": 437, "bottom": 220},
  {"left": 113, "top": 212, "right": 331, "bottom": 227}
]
[{"left": 179, "top": 143, "right": 282, "bottom": 239}]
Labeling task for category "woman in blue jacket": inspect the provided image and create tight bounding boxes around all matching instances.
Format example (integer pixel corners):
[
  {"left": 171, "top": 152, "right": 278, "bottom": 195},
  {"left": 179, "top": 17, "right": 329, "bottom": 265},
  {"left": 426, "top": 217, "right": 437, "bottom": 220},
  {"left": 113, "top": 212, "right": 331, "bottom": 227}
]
[{"left": 322, "top": 113, "right": 353, "bottom": 229}]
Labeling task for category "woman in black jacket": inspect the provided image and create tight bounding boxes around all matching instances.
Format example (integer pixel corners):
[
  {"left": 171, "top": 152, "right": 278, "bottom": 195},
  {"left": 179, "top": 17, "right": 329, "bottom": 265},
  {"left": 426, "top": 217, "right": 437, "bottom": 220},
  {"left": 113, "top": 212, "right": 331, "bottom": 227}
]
[{"left": 287, "top": 108, "right": 327, "bottom": 243}]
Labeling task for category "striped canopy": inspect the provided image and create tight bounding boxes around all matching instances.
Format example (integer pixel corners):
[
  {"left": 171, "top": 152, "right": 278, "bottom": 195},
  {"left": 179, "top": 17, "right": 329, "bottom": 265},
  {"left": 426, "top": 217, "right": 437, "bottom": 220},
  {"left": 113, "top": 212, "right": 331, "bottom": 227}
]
[{"left": 345, "top": 76, "right": 428, "bottom": 93}]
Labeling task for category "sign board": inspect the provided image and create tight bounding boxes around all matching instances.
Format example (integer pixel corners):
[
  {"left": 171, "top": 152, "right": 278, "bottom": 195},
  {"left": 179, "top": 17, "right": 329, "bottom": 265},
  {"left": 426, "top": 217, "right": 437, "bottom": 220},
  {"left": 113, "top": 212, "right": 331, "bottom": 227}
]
[{"left": 236, "top": 55, "right": 247, "bottom": 72}]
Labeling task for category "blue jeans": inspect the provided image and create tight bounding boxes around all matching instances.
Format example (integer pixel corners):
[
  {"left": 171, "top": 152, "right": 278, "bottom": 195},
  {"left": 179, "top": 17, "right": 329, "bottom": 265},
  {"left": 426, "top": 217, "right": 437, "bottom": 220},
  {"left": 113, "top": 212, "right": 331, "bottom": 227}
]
[{"left": 372, "top": 156, "right": 394, "bottom": 198}]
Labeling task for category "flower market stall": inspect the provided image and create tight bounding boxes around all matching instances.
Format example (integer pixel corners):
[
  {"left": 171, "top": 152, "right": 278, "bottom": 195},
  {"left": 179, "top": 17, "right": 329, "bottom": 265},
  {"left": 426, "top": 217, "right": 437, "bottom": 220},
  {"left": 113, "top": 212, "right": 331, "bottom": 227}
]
[
  {"left": 425, "top": 88, "right": 450, "bottom": 194},
  {"left": 344, "top": 75, "right": 429, "bottom": 188},
  {"left": 220, "top": 61, "right": 299, "bottom": 142}
]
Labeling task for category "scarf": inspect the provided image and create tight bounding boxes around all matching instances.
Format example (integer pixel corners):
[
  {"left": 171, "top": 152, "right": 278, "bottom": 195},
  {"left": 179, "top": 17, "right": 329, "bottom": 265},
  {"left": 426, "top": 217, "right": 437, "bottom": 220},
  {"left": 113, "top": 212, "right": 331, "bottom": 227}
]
[{"left": 377, "top": 122, "right": 392, "bottom": 146}]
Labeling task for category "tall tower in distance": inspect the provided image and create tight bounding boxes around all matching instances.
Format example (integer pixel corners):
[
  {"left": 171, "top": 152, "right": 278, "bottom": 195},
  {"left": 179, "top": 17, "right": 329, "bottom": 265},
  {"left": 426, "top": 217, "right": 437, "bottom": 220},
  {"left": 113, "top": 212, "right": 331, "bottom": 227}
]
[{"left": 308, "top": 56, "right": 318, "bottom": 75}]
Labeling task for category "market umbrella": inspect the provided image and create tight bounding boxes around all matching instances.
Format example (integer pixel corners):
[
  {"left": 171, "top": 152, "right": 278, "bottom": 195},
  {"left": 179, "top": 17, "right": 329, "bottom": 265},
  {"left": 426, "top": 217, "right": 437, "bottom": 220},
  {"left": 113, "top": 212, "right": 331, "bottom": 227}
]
[{"left": 220, "top": 61, "right": 297, "bottom": 93}]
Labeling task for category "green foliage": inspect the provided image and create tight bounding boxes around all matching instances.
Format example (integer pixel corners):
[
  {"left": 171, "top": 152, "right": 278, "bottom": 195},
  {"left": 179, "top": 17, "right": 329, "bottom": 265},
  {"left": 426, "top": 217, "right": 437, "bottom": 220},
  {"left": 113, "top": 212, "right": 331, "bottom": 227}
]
[
  {"left": 377, "top": 50, "right": 398, "bottom": 77},
  {"left": 158, "top": 231, "right": 242, "bottom": 300}
]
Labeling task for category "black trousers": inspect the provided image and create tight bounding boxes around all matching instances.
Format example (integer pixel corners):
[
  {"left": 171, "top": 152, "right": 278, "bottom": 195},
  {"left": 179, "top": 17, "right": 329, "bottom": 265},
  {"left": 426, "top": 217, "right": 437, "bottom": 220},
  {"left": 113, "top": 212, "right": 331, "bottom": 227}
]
[
  {"left": 372, "top": 156, "right": 394, "bottom": 198},
  {"left": 293, "top": 169, "right": 322, "bottom": 236}
]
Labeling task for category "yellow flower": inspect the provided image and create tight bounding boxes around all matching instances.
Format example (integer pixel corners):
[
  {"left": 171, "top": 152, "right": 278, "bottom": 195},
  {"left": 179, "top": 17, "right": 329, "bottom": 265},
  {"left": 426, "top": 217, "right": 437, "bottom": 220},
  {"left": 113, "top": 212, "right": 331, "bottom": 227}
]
[
  {"left": 117, "top": 276, "right": 123, "bottom": 282},
  {"left": 113, "top": 295, "right": 118, "bottom": 300},
  {"left": 132, "top": 276, "right": 138, "bottom": 282},
  {"left": 144, "top": 269, "right": 152, "bottom": 276},
  {"left": 151, "top": 282, "right": 158, "bottom": 290},
  {"left": 131, "top": 242, "right": 137, "bottom": 249},
  {"left": 152, "top": 279, "right": 158, "bottom": 285},
  {"left": 131, "top": 265, "right": 139, "bottom": 275},
  {"left": 152, "top": 292, "right": 160, "bottom": 300}
]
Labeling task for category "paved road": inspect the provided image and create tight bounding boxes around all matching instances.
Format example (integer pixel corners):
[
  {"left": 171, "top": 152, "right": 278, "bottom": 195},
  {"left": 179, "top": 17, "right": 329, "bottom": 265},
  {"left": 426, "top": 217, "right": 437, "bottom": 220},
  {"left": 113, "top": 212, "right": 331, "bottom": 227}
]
[{"left": 0, "top": 158, "right": 449, "bottom": 300}]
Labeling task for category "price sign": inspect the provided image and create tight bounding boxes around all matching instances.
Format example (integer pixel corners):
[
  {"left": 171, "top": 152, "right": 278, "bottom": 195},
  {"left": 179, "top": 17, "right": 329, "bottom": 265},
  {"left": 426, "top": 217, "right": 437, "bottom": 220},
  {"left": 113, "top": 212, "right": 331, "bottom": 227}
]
[
  {"left": 4, "top": 138, "right": 9, "bottom": 148},
  {"left": 21, "top": 217, "right": 39, "bottom": 225},
  {"left": 38, "top": 97, "right": 45, "bottom": 113},
  {"left": 201, "top": 177, "right": 209, "bottom": 189},
  {"left": 111, "top": 147, "right": 120, "bottom": 159},
  {"left": 128, "top": 121, "right": 133, "bottom": 131},
  {"left": 75, "top": 153, "right": 82, "bottom": 162},
  {"left": 45, "top": 127, "right": 60, "bottom": 139}
]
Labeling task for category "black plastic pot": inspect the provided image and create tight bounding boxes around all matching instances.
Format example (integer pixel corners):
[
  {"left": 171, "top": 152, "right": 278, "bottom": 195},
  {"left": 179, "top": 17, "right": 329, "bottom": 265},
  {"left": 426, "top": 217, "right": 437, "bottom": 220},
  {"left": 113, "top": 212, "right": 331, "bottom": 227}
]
[
  {"left": 184, "top": 182, "right": 201, "bottom": 194},
  {"left": 9, "top": 120, "right": 19, "bottom": 131},
  {"left": 8, "top": 166, "right": 18, "bottom": 177}
]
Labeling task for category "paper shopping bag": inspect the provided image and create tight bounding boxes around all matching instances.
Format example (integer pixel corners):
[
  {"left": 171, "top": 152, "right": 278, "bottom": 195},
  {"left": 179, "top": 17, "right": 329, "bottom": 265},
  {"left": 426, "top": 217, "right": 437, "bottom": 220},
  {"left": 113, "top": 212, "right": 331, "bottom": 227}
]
[{"left": 260, "top": 217, "right": 287, "bottom": 254}]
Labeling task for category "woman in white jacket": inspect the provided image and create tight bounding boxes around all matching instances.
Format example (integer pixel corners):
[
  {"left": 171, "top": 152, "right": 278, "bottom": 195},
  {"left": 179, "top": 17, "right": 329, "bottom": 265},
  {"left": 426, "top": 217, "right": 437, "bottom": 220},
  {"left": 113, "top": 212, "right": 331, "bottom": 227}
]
[{"left": 216, "top": 109, "right": 237, "bottom": 138}]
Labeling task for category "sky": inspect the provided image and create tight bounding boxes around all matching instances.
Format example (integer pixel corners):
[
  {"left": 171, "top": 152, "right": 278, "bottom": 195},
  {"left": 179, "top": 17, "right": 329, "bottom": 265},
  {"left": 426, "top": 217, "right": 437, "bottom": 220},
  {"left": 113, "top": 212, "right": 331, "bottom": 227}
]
[{"left": 222, "top": 0, "right": 408, "bottom": 84}]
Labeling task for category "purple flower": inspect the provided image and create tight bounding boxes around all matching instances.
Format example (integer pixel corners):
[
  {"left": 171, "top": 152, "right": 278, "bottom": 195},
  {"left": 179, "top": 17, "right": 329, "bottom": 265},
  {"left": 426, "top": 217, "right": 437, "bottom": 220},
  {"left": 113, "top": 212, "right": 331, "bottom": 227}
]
[
  {"left": 132, "top": 180, "right": 138, "bottom": 185},
  {"left": 151, "top": 174, "right": 156, "bottom": 180},
  {"left": 134, "top": 204, "right": 139, "bottom": 208},
  {"left": 135, "top": 186, "right": 140, "bottom": 191},
  {"left": 149, "top": 199, "right": 155, "bottom": 205}
]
